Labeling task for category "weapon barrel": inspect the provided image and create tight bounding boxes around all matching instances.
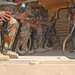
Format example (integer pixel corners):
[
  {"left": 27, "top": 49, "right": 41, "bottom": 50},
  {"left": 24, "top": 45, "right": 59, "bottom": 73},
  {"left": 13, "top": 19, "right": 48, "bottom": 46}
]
[
  {"left": 50, "top": 12, "right": 56, "bottom": 22},
  {"left": 71, "top": 0, "right": 75, "bottom": 7}
]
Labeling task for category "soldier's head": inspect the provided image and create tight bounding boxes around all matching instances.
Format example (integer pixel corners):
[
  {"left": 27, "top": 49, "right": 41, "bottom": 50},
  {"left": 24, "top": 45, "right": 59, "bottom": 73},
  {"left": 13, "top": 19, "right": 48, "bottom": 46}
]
[
  {"left": 29, "top": 0, "right": 39, "bottom": 8},
  {"left": 19, "top": 3, "right": 28, "bottom": 13}
]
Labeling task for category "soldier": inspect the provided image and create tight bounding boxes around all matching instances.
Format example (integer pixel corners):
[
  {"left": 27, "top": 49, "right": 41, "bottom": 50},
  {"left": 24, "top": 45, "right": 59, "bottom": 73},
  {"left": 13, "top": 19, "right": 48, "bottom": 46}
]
[
  {"left": 34, "top": 15, "right": 48, "bottom": 52},
  {"left": 36, "top": 8, "right": 54, "bottom": 51},
  {"left": 15, "top": 3, "right": 35, "bottom": 55},
  {"left": 0, "top": 11, "right": 12, "bottom": 60},
  {"left": 2, "top": 17, "right": 19, "bottom": 58},
  {"left": 0, "top": 0, "right": 19, "bottom": 60},
  {"left": 30, "top": 3, "right": 48, "bottom": 52},
  {"left": 0, "top": 6, "right": 19, "bottom": 59}
]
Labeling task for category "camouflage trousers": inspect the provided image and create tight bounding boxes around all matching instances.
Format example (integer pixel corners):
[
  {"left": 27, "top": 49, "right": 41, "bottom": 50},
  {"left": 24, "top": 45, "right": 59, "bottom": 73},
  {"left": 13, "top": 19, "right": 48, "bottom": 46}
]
[
  {"left": 4, "top": 24, "right": 19, "bottom": 50},
  {"left": 17, "top": 22, "right": 30, "bottom": 49},
  {"left": 38, "top": 25, "right": 48, "bottom": 47},
  {"left": 37, "top": 25, "right": 43, "bottom": 46}
]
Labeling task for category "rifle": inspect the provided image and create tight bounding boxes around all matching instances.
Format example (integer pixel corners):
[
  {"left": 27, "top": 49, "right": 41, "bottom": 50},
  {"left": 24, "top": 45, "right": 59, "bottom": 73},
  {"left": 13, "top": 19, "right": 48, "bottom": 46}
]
[
  {"left": 29, "top": 17, "right": 40, "bottom": 50},
  {"left": 71, "top": 0, "right": 75, "bottom": 7},
  {"left": 50, "top": 19, "right": 57, "bottom": 33},
  {"left": 29, "top": 28, "right": 39, "bottom": 50},
  {"left": 67, "top": 1, "right": 73, "bottom": 14},
  {"left": 1, "top": 21, "right": 11, "bottom": 52},
  {"left": 42, "top": 12, "right": 56, "bottom": 48},
  {"left": 12, "top": 19, "right": 22, "bottom": 52},
  {"left": 47, "top": 19, "right": 57, "bottom": 47}
]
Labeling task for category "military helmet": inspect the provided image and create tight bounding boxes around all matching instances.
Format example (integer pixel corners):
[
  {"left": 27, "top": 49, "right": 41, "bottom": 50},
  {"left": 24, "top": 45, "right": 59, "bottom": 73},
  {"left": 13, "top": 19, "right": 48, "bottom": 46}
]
[
  {"left": 0, "top": 0, "right": 17, "bottom": 5},
  {"left": 19, "top": 3, "right": 27, "bottom": 12},
  {"left": 24, "top": 0, "right": 39, "bottom": 3}
]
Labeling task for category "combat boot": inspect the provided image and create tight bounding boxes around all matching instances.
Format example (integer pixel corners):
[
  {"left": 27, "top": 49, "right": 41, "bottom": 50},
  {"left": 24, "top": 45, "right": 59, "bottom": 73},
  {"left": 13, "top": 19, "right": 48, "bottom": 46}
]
[
  {"left": 0, "top": 52, "right": 9, "bottom": 61},
  {"left": 34, "top": 47, "right": 47, "bottom": 53},
  {"left": 3, "top": 49, "right": 19, "bottom": 58},
  {"left": 26, "top": 50, "right": 35, "bottom": 55},
  {"left": 22, "top": 47, "right": 35, "bottom": 55},
  {"left": 16, "top": 46, "right": 35, "bottom": 55},
  {"left": 46, "top": 47, "right": 53, "bottom": 51},
  {"left": 16, "top": 47, "right": 28, "bottom": 55}
]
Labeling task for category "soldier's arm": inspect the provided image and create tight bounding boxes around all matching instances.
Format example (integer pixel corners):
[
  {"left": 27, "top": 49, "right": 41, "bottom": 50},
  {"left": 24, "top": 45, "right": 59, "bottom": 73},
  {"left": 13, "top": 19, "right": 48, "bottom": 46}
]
[
  {"left": 28, "top": 21, "right": 37, "bottom": 29},
  {"left": 40, "top": 21, "right": 52, "bottom": 26},
  {"left": 8, "top": 23, "right": 18, "bottom": 33},
  {"left": 0, "top": 11, "right": 11, "bottom": 21},
  {"left": 15, "top": 12, "right": 26, "bottom": 20}
]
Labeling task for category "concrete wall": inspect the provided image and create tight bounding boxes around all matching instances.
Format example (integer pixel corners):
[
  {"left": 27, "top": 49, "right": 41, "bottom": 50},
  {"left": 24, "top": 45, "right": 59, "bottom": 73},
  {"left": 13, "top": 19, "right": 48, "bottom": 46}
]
[{"left": 0, "top": 56, "right": 75, "bottom": 75}]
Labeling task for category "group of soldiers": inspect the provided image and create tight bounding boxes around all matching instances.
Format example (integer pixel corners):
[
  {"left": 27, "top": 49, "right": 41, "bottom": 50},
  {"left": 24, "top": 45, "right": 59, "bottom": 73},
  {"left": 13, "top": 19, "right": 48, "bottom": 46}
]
[{"left": 0, "top": 0, "right": 57, "bottom": 60}]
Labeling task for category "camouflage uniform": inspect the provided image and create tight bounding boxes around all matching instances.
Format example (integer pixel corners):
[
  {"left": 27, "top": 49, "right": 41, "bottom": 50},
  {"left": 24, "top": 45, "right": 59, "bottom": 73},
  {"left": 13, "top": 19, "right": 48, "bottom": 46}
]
[
  {"left": 22, "top": 5, "right": 34, "bottom": 46},
  {"left": 37, "top": 23, "right": 43, "bottom": 46},
  {"left": 19, "top": 22, "right": 30, "bottom": 48},
  {"left": 26, "top": 4, "right": 34, "bottom": 17},
  {"left": 4, "top": 17, "right": 19, "bottom": 49},
  {"left": 35, "top": 9, "right": 43, "bottom": 47},
  {"left": 3, "top": 17, "right": 19, "bottom": 58},
  {"left": 31, "top": 8, "right": 48, "bottom": 52},
  {"left": 18, "top": 5, "right": 32, "bottom": 49},
  {"left": 16, "top": 5, "right": 35, "bottom": 55}
]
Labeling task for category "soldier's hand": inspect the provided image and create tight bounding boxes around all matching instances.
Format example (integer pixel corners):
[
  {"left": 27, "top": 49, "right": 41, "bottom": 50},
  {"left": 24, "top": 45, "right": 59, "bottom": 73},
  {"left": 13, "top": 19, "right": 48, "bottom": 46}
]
[
  {"left": 33, "top": 25, "right": 37, "bottom": 30},
  {"left": 15, "top": 12, "right": 26, "bottom": 20},
  {"left": 0, "top": 11, "right": 11, "bottom": 21},
  {"left": 36, "top": 20, "right": 40, "bottom": 26},
  {"left": 70, "top": 19, "right": 74, "bottom": 25},
  {"left": 46, "top": 22, "right": 52, "bottom": 26},
  {"left": 20, "top": 19, "right": 25, "bottom": 23},
  {"left": 29, "top": 23, "right": 37, "bottom": 29}
]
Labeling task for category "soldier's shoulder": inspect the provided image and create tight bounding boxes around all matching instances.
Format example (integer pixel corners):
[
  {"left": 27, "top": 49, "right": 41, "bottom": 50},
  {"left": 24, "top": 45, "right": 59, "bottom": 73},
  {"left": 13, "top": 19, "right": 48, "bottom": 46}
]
[{"left": 9, "top": 17, "right": 17, "bottom": 24}]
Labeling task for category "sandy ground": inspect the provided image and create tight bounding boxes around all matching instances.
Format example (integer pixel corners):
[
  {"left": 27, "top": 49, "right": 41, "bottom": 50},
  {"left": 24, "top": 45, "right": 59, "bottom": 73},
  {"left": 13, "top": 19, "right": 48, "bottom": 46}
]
[{"left": 26, "top": 48, "right": 64, "bottom": 56}]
